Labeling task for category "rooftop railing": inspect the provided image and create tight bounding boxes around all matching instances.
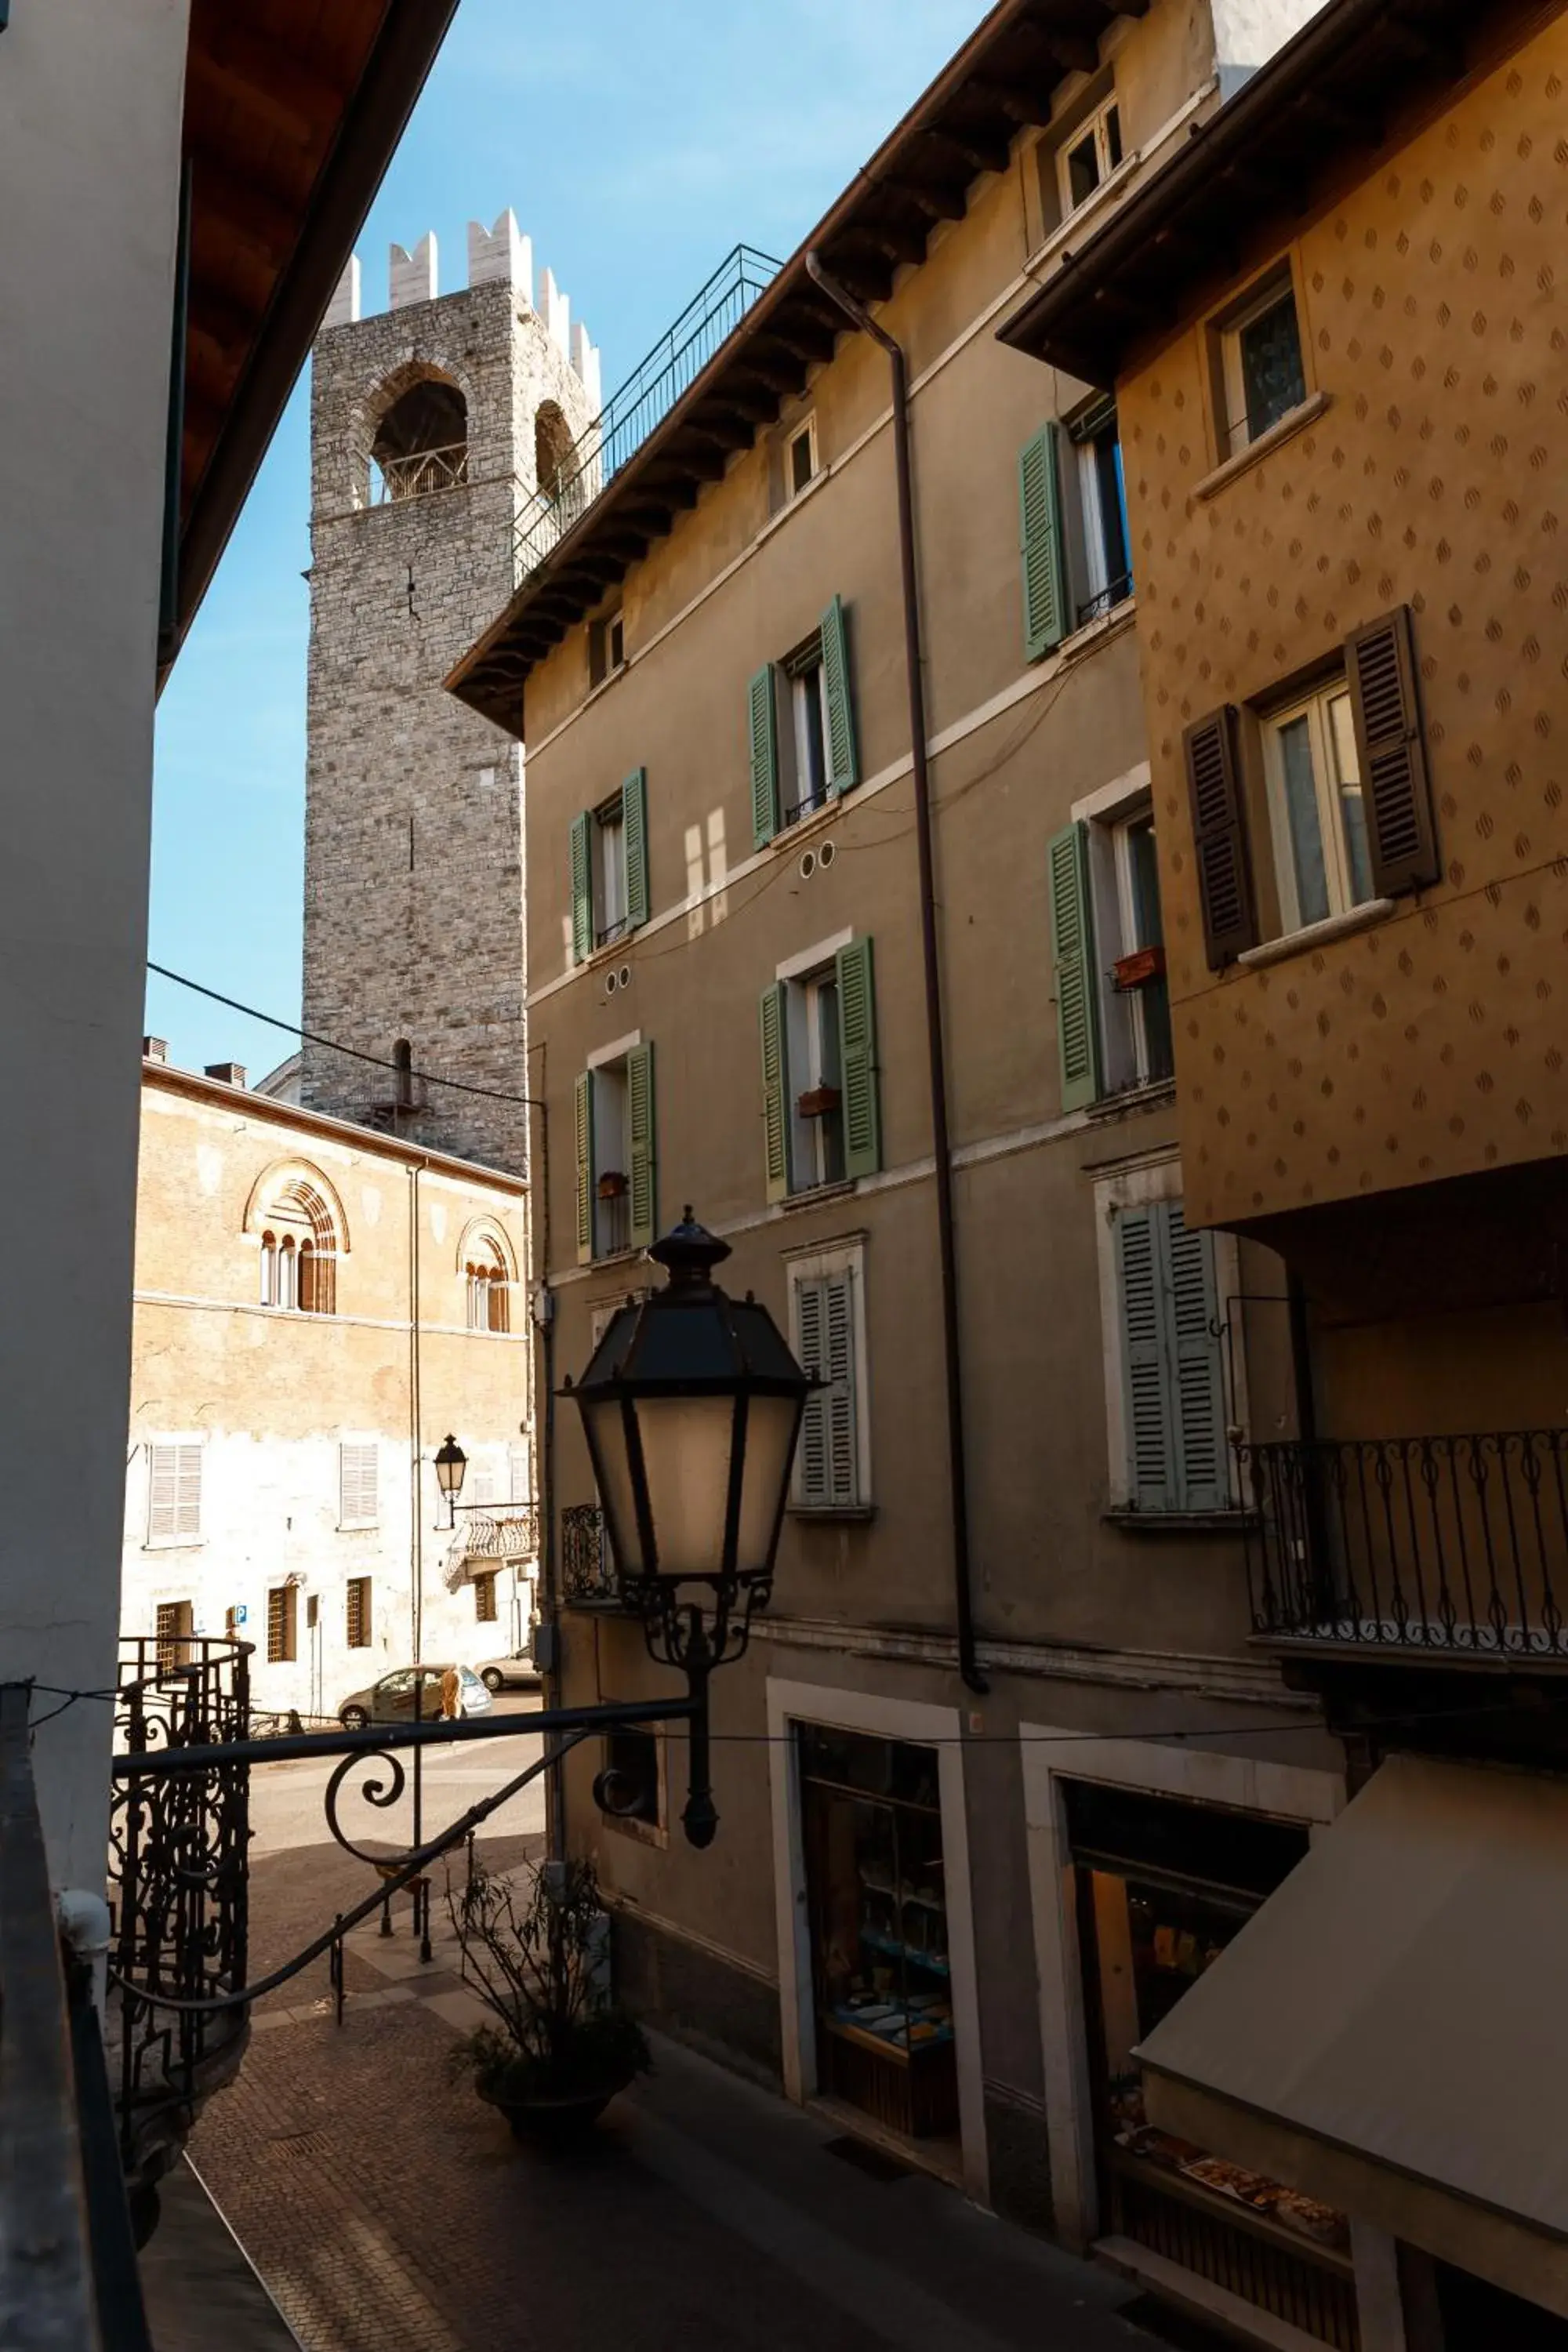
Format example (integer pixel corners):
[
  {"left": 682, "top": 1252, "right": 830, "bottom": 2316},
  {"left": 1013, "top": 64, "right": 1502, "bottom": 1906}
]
[
  {"left": 1238, "top": 1432, "right": 1568, "bottom": 1661},
  {"left": 515, "top": 243, "right": 782, "bottom": 580}
]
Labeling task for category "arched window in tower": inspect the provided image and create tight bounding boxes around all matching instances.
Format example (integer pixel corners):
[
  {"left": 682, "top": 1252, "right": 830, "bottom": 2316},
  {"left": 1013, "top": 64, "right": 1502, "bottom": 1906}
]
[
  {"left": 249, "top": 1164, "right": 344, "bottom": 1314},
  {"left": 534, "top": 400, "right": 576, "bottom": 506},
  {"left": 459, "top": 1221, "right": 515, "bottom": 1334},
  {"left": 369, "top": 372, "right": 469, "bottom": 503}
]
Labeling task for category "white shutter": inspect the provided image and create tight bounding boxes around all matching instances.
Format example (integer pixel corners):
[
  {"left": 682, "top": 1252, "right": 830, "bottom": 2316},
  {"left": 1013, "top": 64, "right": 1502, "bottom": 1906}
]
[
  {"left": 174, "top": 1444, "right": 202, "bottom": 1537},
  {"left": 148, "top": 1443, "right": 201, "bottom": 1542},
  {"left": 339, "top": 1443, "right": 379, "bottom": 1528},
  {"left": 509, "top": 1447, "right": 532, "bottom": 1504},
  {"left": 794, "top": 1277, "right": 830, "bottom": 1508},
  {"left": 823, "top": 1270, "right": 858, "bottom": 1508},
  {"left": 470, "top": 1460, "right": 498, "bottom": 1508}
]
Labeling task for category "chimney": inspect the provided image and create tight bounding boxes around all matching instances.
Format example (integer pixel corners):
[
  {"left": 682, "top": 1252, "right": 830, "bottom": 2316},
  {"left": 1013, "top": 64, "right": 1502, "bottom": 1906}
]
[
  {"left": 205, "top": 1061, "right": 246, "bottom": 1089},
  {"left": 143, "top": 1036, "right": 168, "bottom": 1063}
]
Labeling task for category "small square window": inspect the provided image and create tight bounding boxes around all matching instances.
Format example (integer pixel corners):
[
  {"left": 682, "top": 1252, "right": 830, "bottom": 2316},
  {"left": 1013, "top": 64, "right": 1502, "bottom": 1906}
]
[
  {"left": 589, "top": 609, "right": 626, "bottom": 688},
  {"left": 1218, "top": 275, "right": 1307, "bottom": 456},
  {"left": 788, "top": 418, "right": 818, "bottom": 498},
  {"left": 1058, "top": 96, "right": 1123, "bottom": 218},
  {"left": 1261, "top": 677, "right": 1374, "bottom": 933}
]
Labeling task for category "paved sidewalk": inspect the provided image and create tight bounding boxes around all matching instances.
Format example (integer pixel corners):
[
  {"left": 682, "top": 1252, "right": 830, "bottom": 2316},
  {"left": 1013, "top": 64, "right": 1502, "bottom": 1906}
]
[{"left": 186, "top": 1838, "right": 1205, "bottom": 2352}]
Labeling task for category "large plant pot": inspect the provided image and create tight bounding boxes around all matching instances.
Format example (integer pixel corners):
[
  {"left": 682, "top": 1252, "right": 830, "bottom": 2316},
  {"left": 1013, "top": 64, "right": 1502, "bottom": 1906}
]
[{"left": 479, "top": 2068, "right": 637, "bottom": 2147}]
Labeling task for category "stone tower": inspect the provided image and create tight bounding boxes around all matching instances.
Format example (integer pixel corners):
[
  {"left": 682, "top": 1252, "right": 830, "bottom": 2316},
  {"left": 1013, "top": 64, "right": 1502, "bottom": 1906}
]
[{"left": 301, "top": 212, "right": 600, "bottom": 1172}]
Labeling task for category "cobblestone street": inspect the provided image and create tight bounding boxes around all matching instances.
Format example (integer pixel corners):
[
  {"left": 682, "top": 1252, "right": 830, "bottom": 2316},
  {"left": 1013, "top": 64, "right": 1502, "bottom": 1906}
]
[{"left": 180, "top": 1819, "right": 1203, "bottom": 2352}]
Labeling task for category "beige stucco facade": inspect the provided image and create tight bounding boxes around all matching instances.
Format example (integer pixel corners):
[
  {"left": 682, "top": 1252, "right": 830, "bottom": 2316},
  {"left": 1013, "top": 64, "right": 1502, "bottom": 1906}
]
[{"left": 125, "top": 1062, "right": 536, "bottom": 1722}]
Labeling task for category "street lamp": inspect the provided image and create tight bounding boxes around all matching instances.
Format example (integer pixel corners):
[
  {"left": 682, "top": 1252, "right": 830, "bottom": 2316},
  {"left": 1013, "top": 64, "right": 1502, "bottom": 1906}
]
[
  {"left": 563, "top": 1210, "right": 814, "bottom": 1846},
  {"left": 434, "top": 1434, "right": 467, "bottom": 1529}
]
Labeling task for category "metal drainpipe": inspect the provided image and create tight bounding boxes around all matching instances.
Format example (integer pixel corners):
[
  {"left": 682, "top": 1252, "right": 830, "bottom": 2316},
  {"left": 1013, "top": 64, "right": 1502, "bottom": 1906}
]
[{"left": 805, "top": 252, "right": 986, "bottom": 1696}]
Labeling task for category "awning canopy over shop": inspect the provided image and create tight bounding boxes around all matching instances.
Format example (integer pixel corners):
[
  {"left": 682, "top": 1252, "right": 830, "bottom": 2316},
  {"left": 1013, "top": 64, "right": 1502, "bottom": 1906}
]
[{"left": 1136, "top": 1753, "right": 1568, "bottom": 2318}]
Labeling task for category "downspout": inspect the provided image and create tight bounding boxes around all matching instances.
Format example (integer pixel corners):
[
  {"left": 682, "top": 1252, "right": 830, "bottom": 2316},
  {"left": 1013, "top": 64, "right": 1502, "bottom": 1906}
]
[
  {"left": 805, "top": 252, "right": 985, "bottom": 1695},
  {"left": 528, "top": 1054, "right": 565, "bottom": 1860},
  {"left": 408, "top": 1160, "right": 426, "bottom": 1663}
]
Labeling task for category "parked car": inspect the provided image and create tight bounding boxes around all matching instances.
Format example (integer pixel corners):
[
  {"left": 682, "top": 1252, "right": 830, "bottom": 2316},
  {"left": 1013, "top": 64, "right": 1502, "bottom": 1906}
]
[
  {"left": 337, "top": 1663, "right": 492, "bottom": 1731},
  {"left": 478, "top": 1651, "right": 541, "bottom": 1694}
]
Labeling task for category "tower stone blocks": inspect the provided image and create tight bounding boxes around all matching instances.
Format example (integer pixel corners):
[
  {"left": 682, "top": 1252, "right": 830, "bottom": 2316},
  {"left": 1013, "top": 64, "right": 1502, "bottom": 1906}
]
[{"left": 302, "top": 212, "right": 599, "bottom": 1173}]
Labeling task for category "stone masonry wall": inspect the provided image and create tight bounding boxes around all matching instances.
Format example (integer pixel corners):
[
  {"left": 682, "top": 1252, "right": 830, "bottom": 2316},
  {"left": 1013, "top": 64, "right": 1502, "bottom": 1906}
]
[{"left": 302, "top": 229, "right": 597, "bottom": 1176}]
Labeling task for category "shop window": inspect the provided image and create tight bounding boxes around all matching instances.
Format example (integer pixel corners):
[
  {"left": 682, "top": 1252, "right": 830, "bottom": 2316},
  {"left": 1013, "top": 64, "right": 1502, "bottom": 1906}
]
[
  {"left": 1065, "top": 1778, "right": 1359, "bottom": 2348},
  {"left": 798, "top": 1726, "right": 957, "bottom": 2147},
  {"left": 789, "top": 1244, "right": 870, "bottom": 1513},
  {"left": 267, "top": 1583, "right": 297, "bottom": 1664},
  {"left": 574, "top": 1042, "right": 656, "bottom": 1262},
  {"left": 1058, "top": 93, "right": 1123, "bottom": 217},
  {"left": 1261, "top": 676, "right": 1374, "bottom": 933},
  {"left": 1214, "top": 268, "right": 1306, "bottom": 458},
  {"left": 346, "top": 1576, "right": 372, "bottom": 1650},
  {"left": 147, "top": 1441, "right": 202, "bottom": 1547},
  {"left": 749, "top": 596, "right": 858, "bottom": 849},
  {"left": 1049, "top": 798, "right": 1172, "bottom": 1112},
  {"left": 154, "top": 1599, "right": 193, "bottom": 1672},
  {"left": 1113, "top": 1197, "right": 1230, "bottom": 1515},
  {"left": 473, "top": 1571, "right": 499, "bottom": 1624}
]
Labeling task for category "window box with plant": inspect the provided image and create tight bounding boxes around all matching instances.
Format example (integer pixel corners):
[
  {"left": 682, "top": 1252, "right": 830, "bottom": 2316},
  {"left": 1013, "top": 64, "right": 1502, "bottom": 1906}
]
[
  {"left": 762, "top": 938, "right": 880, "bottom": 1202},
  {"left": 575, "top": 1043, "right": 655, "bottom": 1263}
]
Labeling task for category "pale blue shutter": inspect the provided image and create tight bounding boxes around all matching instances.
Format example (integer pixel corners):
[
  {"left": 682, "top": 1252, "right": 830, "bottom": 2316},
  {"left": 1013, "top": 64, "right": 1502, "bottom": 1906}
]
[
  {"left": 1166, "top": 1203, "right": 1229, "bottom": 1510},
  {"left": 569, "top": 811, "right": 593, "bottom": 963},
  {"left": 750, "top": 666, "right": 779, "bottom": 848},
  {"left": 1117, "top": 1205, "right": 1174, "bottom": 1510},
  {"left": 835, "top": 938, "right": 880, "bottom": 1178},
  {"left": 760, "top": 982, "right": 789, "bottom": 1202},
  {"left": 627, "top": 1043, "right": 656, "bottom": 1250},
  {"left": 820, "top": 595, "right": 859, "bottom": 796},
  {"left": 1047, "top": 821, "right": 1101, "bottom": 1111},
  {"left": 622, "top": 768, "right": 649, "bottom": 931},
  {"left": 1019, "top": 424, "right": 1066, "bottom": 661}
]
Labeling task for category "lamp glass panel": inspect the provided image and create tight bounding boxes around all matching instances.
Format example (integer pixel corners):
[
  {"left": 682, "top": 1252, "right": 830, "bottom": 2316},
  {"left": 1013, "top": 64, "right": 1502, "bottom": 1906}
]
[
  {"left": 735, "top": 1394, "right": 800, "bottom": 1574},
  {"left": 630, "top": 1395, "right": 739, "bottom": 1579},
  {"left": 435, "top": 1448, "right": 466, "bottom": 1497},
  {"left": 582, "top": 1399, "right": 647, "bottom": 1577}
]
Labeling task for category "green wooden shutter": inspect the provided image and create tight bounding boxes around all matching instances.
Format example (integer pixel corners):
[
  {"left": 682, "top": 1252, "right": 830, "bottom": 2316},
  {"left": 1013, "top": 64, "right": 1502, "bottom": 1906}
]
[
  {"left": 1166, "top": 1203, "right": 1229, "bottom": 1511},
  {"left": 1117, "top": 1205, "right": 1175, "bottom": 1510},
  {"left": 1019, "top": 424, "right": 1066, "bottom": 661},
  {"left": 760, "top": 982, "right": 789, "bottom": 1203},
  {"left": 626, "top": 1043, "right": 656, "bottom": 1250},
  {"left": 823, "top": 1269, "right": 859, "bottom": 1507},
  {"left": 820, "top": 594, "right": 859, "bottom": 796},
  {"left": 750, "top": 666, "right": 779, "bottom": 848},
  {"left": 574, "top": 1072, "right": 594, "bottom": 1265},
  {"left": 794, "top": 1278, "right": 829, "bottom": 1505},
  {"left": 1047, "top": 821, "right": 1102, "bottom": 1112},
  {"left": 836, "top": 938, "right": 880, "bottom": 1178},
  {"left": 569, "top": 811, "right": 593, "bottom": 964},
  {"left": 622, "top": 768, "right": 649, "bottom": 930}
]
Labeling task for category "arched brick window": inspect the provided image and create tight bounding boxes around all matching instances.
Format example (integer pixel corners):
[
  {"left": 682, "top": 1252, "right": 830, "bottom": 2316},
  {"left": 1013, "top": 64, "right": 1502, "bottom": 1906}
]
[{"left": 249, "top": 1163, "right": 346, "bottom": 1314}]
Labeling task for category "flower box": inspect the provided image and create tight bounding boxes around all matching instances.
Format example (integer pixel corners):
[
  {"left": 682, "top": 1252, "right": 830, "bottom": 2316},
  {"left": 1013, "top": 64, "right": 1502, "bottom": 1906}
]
[
  {"left": 797, "top": 1086, "right": 842, "bottom": 1120},
  {"left": 1111, "top": 945, "right": 1166, "bottom": 992},
  {"left": 597, "top": 1170, "right": 629, "bottom": 1201}
]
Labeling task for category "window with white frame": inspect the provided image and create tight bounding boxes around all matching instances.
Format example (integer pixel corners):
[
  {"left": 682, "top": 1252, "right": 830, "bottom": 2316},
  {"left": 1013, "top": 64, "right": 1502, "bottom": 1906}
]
[
  {"left": 779, "top": 630, "right": 832, "bottom": 829},
  {"left": 595, "top": 794, "right": 629, "bottom": 946},
  {"left": 1216, "top": 270, "right": 1307, "bottom": 457},
  {"left": 1261, "top": 675, "right": 1374, "bottom": 934},
  {"left": 1067, "top": 397, "right": 1132, "bottom": 628},
  {"left": 1101, "top": 1187, "right": 1233, "bottom": 1515},
  {"left": 786, "top": 416, "right": 818, "bottom": 499},
  {"left": 147, "top": 1441, "right": 202, "bottom": 1547},
  {"left": 339, "top": 1441, "right": 379, "bottom": 1530},
  {"left": 762, "top": 938, "right": 880, "bottom": 1200},
  {"left": 575, "top": 1041, "right": 656, "bottom": 1262},
  {"left": 786, "top": 962, "right": 846, "bottom": 1190},
  {"left": 589, "top": 606, "right": 625, "bottom": 688},
  {"left": 1058, "top": 93, "right": 1123, "bottom": 216},
  {"left": 788, "top": 1243, "right": 870, "bottom": 1512}
]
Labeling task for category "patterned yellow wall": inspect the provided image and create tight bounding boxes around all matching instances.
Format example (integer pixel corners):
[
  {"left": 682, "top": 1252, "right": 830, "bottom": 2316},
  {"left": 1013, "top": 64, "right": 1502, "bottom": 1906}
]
[{"left": 1119, "top": 16, "right": 1568, "bottom": 1230}]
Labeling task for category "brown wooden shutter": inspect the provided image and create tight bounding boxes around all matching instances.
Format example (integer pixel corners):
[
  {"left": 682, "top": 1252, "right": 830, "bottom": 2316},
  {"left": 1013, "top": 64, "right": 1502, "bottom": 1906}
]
[
  {"left": 1345, "top": 605, "right": 1439, "bottom": 895},
  {"left": 1182, "top": 706, "right": 1257, "bottom": 969}
]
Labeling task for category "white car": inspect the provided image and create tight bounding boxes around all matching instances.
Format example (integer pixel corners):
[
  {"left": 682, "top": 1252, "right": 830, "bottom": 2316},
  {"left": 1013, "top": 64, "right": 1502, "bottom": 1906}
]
[{"left": 337, "top": 1662, "right": 493, "bottom": 1731}]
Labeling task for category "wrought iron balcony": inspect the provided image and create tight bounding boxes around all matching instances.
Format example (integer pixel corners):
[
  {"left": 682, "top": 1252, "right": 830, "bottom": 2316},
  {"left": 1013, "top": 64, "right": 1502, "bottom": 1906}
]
[
  {"left": 561, "top": 1502, "right": 625, "bottom": 1610},
  {"left": 514, "top": 243, "right": 781, "bottom": 580},
  {"left": 109, "top": 1636, "right": 250, "bottom": 2226},
  {"left": 1237, "top": 1432, "right": 1568, "bottom": 1662}
]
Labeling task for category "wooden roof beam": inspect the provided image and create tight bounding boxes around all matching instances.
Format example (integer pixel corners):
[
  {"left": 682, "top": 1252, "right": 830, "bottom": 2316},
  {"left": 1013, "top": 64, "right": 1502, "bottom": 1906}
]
[
  {"left": 921, "top": 122, "right": 1012, "bottom": 178},
  {"left": 967, "top": 72, "right": 1062, "bottom": 127},
  {"left": 882, "top": 174, "right": 968, "bottom": 224}
]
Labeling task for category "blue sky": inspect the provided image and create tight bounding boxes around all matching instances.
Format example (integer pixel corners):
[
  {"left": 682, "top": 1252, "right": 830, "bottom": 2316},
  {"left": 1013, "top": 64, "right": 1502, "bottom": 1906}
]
[{"left": 148, "top": 0, "right": 985, "bottom": 1080}]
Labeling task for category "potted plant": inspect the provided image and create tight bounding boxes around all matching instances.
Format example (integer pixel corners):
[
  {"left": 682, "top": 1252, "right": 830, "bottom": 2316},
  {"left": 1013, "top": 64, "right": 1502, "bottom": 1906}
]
[
  {"left": 796, "top": 1084, "right": 842, "bottom": 1119},
  {"left": 445, "top": 1857, "right": 650, "bottom": 2143},
  {"left": 597, "top": 1169, "right": 629, "bottom": 1200}
]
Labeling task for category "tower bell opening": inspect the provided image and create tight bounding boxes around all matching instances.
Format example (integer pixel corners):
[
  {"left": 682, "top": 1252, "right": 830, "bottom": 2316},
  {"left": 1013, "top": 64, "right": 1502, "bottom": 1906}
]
[{"left": 368, "top": 374, "right": 469, "bottom": 503}]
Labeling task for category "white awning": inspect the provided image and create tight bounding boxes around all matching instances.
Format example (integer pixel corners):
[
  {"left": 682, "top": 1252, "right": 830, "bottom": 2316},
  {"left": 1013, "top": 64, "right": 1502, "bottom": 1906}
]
[{"left": 1137, "top": 1752, "right": 1568, "bottom": 2317}]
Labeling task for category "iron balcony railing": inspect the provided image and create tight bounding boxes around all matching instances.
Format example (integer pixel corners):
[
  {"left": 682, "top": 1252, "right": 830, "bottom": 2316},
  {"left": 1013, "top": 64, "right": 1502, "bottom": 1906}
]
[
  {"left": 109, "top": 1637, "right": 250, "bottom": 2216},
  {"left": 515, "top": 242, "right": 782, "bottom": 580},
  {"left": 373, "top": 441, "right": 469, "bottom": 503},
  {"left": 561, "top": 1502, "right": 624, "bottom": 1609},
  {"left": 1238, "top": 1432, "right": 1568, "bottom": 1661},
  {"left": 461, "top": 1503, "right": 541, "bottom": 1563}
]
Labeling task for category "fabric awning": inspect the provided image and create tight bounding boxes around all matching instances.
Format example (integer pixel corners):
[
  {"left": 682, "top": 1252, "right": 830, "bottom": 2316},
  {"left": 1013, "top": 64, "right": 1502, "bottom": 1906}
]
[{"left": 1136, "top": 1752, "right": 1568, "bottom": 2317}]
